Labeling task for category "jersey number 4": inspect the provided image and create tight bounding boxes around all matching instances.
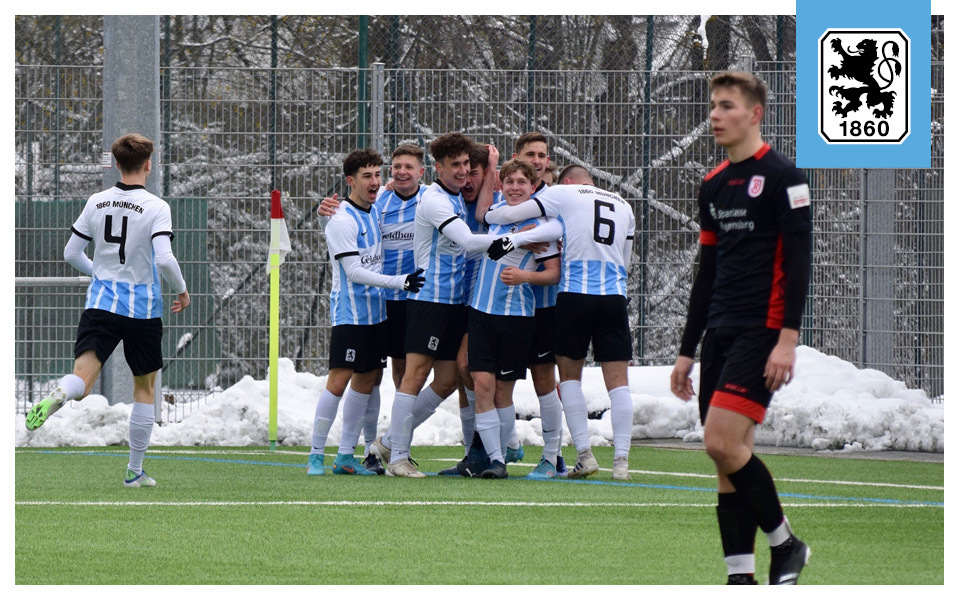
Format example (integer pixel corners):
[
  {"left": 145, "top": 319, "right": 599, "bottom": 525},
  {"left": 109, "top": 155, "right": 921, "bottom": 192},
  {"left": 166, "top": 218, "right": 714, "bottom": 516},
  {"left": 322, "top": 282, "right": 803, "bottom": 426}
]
[
  {"left": 104, "top": 214, "right": 128, "bottom": 264},
  {"left": 593, "top": 200, "right": 616, "bottom": 246}
]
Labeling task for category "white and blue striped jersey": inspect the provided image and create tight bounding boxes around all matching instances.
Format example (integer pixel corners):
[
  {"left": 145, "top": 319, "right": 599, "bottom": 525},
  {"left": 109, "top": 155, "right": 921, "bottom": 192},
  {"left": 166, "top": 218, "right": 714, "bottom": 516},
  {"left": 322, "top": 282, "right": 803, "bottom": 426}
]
[
  {"left": 71, "top": 183, "right": 174, "bottom": 319},
  {"left": 470, "top": 201, "right": 558, "bottom": 317},
  {"left": 377, "top": 185, "right": 424, "bottom": 301},
  {"left": 407, "top": 181, "right": 467, "bottom": 305},
  {"left": 326, "top": 199, "right": 387, "bottom": 326},
  {"left": 462, "top": 194, "right": 489, "bottom": 304},
  {"left": 486, "top": 184, "right": 635, "bottom": 297},
  {"left": 529, "top": 182, "right": 559, "bottom": 309}
]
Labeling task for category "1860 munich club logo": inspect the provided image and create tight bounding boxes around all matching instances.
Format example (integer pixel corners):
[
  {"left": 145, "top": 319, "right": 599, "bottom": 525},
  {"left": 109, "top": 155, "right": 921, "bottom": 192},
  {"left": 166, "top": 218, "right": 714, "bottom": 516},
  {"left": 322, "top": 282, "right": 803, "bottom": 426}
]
[{"left": 819, "top": 29, "right": 909, "bottom": 143}]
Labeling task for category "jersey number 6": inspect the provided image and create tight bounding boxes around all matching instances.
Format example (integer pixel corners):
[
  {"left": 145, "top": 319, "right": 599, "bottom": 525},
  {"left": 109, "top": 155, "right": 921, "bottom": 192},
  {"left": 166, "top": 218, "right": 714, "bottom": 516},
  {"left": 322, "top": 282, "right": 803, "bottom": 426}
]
[
  {"left": 593, "top": 200, "right": 616, "bottom": 246},
  {"left": 104, "top": 214, "right": 128, "bottom": 264}
]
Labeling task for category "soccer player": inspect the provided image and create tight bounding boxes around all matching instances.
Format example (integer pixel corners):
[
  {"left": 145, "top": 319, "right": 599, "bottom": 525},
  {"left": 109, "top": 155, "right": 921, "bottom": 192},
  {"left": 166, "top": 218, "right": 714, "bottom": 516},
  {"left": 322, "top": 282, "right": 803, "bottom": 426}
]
[
  {"left": 317, "top": 144, "right": 427, "bottom": 474},
  {"left": 24, "top": 133, "right": 190, "bottom": 488},
  {"left": 309, "top": 148, "right": 425, "bottom": 476},
  {"left": 373, "top": 132, "right": 552, "bottom": 477},
  {"left": 484, "top": 165, "right": 636, "bottom": 481},
  {"left": 670, "top": 71, "right": 812, "bottom": 585},
  {"left": 465, "top": 159, "right": 561, "bottom": 478}
]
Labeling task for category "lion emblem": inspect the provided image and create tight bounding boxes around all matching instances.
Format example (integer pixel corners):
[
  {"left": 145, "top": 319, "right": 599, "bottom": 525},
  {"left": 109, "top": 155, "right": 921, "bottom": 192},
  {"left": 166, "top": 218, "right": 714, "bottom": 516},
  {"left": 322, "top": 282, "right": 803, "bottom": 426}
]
[{"left": 827, "top": 37, "right": 902, "bottom": 119}]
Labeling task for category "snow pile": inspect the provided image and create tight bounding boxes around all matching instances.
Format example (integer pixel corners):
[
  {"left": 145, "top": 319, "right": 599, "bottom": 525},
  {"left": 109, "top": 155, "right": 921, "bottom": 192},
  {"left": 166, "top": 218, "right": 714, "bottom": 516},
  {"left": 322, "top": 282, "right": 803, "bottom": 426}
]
[{"left": 15, "top": 346, "right": 943, "bottom": 453}]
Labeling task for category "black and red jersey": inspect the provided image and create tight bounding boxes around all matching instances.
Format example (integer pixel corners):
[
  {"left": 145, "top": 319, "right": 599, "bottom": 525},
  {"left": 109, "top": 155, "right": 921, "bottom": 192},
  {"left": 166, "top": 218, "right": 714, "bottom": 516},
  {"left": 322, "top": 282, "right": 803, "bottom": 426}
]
[{"left": 696, "top": 143, "right": 812, "bottom": 330}]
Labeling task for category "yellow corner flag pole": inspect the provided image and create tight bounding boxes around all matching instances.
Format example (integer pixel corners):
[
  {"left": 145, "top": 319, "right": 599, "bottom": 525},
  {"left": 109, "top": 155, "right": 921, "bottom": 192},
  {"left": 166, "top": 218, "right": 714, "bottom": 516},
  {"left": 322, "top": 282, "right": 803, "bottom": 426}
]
[{"left": 268, "top": 190, "right": 290, "bottom": 450}]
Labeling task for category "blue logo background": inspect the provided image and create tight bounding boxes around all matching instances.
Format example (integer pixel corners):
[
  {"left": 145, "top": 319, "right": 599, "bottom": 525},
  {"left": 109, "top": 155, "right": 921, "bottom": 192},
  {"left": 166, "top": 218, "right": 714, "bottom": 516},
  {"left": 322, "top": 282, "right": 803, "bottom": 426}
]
[{"left": 796, "top": 0, "right": 931, "bottom": 168}]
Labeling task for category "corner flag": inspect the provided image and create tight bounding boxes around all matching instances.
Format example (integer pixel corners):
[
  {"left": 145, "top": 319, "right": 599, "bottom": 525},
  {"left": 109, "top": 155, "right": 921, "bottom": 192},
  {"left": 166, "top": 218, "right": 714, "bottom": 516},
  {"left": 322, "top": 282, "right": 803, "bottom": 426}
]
[{"left": 268, "top": 190, "right": 288, "bottom": 450}]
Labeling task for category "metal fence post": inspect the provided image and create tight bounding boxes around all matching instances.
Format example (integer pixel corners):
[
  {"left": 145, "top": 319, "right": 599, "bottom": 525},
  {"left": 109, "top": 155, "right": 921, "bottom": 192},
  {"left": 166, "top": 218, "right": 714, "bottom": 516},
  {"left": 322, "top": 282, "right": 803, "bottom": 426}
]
[
  {"left": 358, "top": 15, "right": 369, "bottom": 148},
  {"left": 102, "top": 15, "right": 163, "bottom": 414},
  {"left": 863, "top": 169, "right": 897, "bottom": 375},
  {"left": 371, "top": 62, "right": 385, "bottom": 156}
]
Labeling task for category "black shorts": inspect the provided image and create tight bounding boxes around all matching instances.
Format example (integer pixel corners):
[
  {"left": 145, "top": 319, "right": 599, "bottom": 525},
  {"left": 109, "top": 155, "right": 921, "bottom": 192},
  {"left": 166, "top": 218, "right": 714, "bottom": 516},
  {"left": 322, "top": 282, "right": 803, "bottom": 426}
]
[
  {"left": 467, "top": 308, "right": 535, "bottom": 381},
  {"left": 698, "top": 326, "right": 780, "bottom": 425},
  {"left": 527, "top": 306, "right": 558, "bottom": 365},
  {"left": 329, "top": 322, "right": 388, "bottom": 373},
  {"left": 554, "top": 293, "right": 632, "bottom": 362},
  {"left": 404, "top": 299, "right": 467, "bottom": 361},
  {"left": 74, "top": 308, "right": 163, "bottom": 376},
  {"left": 385, "top": 300, "right": 407, "bottom": 359}
]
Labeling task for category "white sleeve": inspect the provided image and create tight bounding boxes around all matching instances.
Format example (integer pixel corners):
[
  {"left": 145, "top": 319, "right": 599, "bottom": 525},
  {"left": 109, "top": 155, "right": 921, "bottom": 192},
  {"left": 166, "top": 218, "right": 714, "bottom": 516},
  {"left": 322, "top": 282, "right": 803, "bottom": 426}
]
[
  {"left": 483, "top": 199, "right": 544, "bottom": 225},
  {"left": 152, "top": 234, "right": 188, "bottom": 294},
  {"left": 340, "top": 255, "right": 407, "bottom": 289},
  {"left": 439, "top": 218, "right": 501, "bottom": 253},
  {"left": 63, "top": 233, "right": 93, "bottom": 275},
  {"left": 623, "top": 212, "right": 636, "bottom": 267},
  {"left": 152, "top": 202, "right": 175, "bottom": 238},
  {"left": 509, "top": 218, "right": 563, "bottom": 246},
  {"left": 324, "top": 212, "right": 359, "bottom": 260}
]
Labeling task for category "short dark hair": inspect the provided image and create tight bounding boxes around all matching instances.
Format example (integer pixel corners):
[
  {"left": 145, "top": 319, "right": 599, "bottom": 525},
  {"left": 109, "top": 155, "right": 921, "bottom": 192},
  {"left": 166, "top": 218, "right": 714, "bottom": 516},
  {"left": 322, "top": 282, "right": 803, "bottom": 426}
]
[
  {"left": 429, "top": 132, "right": 475, "bottom": 163},
  {"left": 468, "top": 143, "right": 490, "bottom": 169},
  {"left": 391, "top": 144, "right": 424, "bottom": 164},
  {"left": 710, "top": 71, "right": 767, "bottom": 109},
  {"left": 557, "top": 164, "right": 593, "bottom": 184},
  {"left": 343, "top": 148, "right": 383, "bottom": 178},
  {"left": 498, "top": 159, "right": 536, "bottom": 184},
  {"left": 111, "top": 133, "right": 154, "bottom": 173},
  {"left": 514, "top": 131, "right": 548, "bottom": 155}
]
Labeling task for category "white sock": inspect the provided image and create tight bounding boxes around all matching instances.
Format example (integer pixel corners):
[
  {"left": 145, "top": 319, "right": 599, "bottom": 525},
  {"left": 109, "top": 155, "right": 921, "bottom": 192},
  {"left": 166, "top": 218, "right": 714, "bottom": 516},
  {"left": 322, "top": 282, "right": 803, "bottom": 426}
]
[
  {"left": 497, "top": 405, "right": 517, "bottom": 454},
  {"left": 460, "top": 389, "right": 476, "bottom": 455},
  {"left": 609, "top": 386, "right": 633, "bottom": 459},
  {"left": 725, "top": 554, "right": 756, "bottom": 576},
  {"left": 410, "top": 385, "right": 447, "bottom": 430},
  {"left": 538, "top": 390, "right": 562, "bottom": 464},
  {"left": 767, "top": 518, "right": 792, "bottom": 547},
  {"left": 558, "top": 380, "right": 590, "bottom": 453},
  {"left": 338, "top": 387, "right": 370, "bottom": 455},
  {"left": 362, "top": 385, "right": 381, "bottom": 451},
  {"left": 60, "top": 374, "right": 86, "bottom": 401},
  {"left": 387, "top": 391, "right": 416, "bottom": 463},
  {"left": 476, "top": 410, "right": 503, "bottom": 463},
  {"left": 127, "top": 402, "right": 155, "bottom": 474},
  {"left": 310, "top": 389, "right": 341, "bottom": 455}
]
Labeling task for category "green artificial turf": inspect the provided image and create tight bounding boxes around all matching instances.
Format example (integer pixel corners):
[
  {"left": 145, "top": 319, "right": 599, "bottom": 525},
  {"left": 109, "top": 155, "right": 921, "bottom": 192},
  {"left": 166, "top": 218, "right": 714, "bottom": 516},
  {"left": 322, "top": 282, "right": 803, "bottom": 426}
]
[{"left": 15, "top": 445, "right": 943, "bottom": 584}]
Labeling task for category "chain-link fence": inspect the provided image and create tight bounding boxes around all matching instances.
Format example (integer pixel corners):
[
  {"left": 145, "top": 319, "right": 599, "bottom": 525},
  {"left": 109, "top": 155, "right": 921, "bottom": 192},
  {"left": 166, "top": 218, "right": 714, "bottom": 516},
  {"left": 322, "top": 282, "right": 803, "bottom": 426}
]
[{"left": 14, "top": 15, "right": 944, "bottom": 420}]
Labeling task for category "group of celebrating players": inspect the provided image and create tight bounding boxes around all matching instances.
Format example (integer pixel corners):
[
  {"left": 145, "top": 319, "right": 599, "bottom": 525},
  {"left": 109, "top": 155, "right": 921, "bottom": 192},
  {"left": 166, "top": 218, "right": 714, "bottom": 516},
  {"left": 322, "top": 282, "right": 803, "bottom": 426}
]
[{"left": 26, "top": 70, "right": 813, "bottom": 584}]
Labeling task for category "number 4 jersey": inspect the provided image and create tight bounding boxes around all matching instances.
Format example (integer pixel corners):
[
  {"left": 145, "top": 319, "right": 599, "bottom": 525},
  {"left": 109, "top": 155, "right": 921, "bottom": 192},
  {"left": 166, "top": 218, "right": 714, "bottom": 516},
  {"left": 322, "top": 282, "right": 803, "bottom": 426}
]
[{"left": 71, "top": 183, "right": 175, "bottom": 319}]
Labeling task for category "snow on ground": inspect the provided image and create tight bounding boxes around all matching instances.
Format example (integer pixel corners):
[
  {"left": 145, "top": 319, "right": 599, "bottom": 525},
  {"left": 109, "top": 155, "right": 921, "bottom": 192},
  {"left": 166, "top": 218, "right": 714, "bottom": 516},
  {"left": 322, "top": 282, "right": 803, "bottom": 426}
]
[{"left": 15, "top": 346, "right": 944, "bottom": 453}]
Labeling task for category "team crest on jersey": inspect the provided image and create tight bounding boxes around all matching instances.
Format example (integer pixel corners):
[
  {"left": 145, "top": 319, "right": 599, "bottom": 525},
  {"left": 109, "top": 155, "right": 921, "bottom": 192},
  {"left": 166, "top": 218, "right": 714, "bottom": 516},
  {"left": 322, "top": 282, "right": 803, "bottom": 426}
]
[
  {"left": 819, "top": 29, "right": 909, "bottom": 143},
  {"left": 747, "top": 176, "right": 765, "bottom": 198},
  {"left": 345, "top": 349, "right": 356, "bottom": 362}
]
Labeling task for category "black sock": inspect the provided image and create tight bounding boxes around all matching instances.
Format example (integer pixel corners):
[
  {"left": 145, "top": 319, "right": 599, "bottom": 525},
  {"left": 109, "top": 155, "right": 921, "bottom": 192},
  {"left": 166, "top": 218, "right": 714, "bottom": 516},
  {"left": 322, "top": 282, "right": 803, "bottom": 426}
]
[
  {"left": 717, "top": 492, "right": 759, "bottom": 558},
  {"left": 727, "top": 454, "right": 785, "bottom": 534}
]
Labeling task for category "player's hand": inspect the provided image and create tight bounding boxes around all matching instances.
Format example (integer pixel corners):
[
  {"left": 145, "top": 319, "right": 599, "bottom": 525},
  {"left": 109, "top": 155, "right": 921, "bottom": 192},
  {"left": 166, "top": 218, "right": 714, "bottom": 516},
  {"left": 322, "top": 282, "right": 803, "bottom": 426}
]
[
  {"left": 317, "top": 194, "right": 341, "bottom": 217},
  {"left": 670, "top": 355, "right": 695, "bottom": 401},
  {"left": 493, "top": 169, "right": 502, "bottom": 193},
  {"left": 499, "top": 266, "right": 528, "bottom": 286},
  {"left": 487, "top": 236, "right": 515, "bottom": 261},
  {"left": 385, "top": 179, "right": 395, "bottom": 192},
  {"left": 518, "top": 224, "right": 549, "bottom": 254},
  {"left": 403, "top": 268, "right": 425, "bottom": 293},
  {"left": 486, "top": 144, "right": 500, "bottom": 169},
  {"left": 172, "top": 290, "right": 191, "bottom": 313},
  {"left": 764, "top": 341, "right": 796, "bottom": 392}
]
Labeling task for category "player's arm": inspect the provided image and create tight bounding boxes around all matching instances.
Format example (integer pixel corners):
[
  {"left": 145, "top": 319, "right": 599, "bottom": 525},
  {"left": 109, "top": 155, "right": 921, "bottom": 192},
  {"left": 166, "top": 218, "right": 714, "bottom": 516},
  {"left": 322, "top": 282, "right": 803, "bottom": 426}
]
[
  {"left": 439, "top": 217, "right": 501, "bottom": 253},
  {"left": 475, "top": 144, "right": 500, "bottom": 223},
  {"left": 152, "top": 234, "right": 191, "bottom": 312},
  {"left": 63, "top": 231, "right": 93, "bottom": 275},
  {"left": 339, "top": 254, "right": 424, "bottom": 292},
  {"left": 500, "top": 256, "right": 560, "bottom": 287},
  {"left": 486, "top": 219, "right": 563, "bottom": 260},
  {"left": 317, "top": 193, "right": 341, "bottom": 219},
  {"left": 671, "top": 227, "right": 717, "bottom": 401},
  {"left": 482, "top": 197, "right": 544, "bottom": 226}
]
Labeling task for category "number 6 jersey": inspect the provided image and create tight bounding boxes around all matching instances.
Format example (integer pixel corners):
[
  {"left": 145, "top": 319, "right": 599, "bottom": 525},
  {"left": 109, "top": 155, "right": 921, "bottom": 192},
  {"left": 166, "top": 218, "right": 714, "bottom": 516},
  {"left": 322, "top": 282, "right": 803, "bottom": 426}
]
[{"left": 70, "top": 182, "right": 175, "bottom": 319}]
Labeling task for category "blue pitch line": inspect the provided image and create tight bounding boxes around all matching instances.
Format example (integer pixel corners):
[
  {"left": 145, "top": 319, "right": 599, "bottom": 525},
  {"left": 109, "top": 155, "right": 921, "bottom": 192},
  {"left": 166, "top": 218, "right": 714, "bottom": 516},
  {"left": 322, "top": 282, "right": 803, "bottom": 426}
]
[{"left": 28, "top": 450, "right": 944, "bottom": 507}]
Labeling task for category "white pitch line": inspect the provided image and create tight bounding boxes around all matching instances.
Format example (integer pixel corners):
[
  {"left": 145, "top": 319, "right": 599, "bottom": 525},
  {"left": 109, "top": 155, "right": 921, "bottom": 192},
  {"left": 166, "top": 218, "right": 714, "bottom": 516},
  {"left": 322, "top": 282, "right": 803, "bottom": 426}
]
[
  {"left": 17, "top": 449, "right": 943, "bottom": 491},
  {"left": 14, "top": 500, "right": 941, "bottom": 509}
]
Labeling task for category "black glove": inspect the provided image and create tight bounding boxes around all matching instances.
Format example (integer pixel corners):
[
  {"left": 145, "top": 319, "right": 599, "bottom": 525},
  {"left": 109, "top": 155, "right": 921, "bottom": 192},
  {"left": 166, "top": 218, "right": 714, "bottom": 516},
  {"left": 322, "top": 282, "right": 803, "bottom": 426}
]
[
  {"left": 486, "top": 236, "right": 515, "bottom": 261},
  {"left": 403, "top": 268, "right": 426, "bottom": 293}
]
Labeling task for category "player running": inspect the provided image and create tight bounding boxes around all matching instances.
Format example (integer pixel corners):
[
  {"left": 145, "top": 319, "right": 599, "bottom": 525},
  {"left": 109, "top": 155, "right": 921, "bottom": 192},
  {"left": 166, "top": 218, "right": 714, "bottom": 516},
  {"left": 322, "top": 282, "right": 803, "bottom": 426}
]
[{"left": 24, "top": 133, "right": 190, "bottom": 488}]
